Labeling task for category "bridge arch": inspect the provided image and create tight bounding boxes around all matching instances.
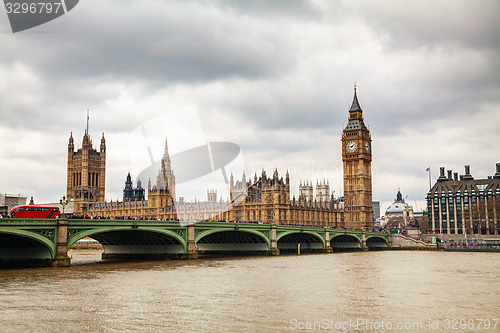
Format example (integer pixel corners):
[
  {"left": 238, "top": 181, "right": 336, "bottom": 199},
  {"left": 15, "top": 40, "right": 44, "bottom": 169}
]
[
  {"left": 366, "top": 235, "right": 389, "bottom": 249},
  {"left": 330, "top": 234, "right": 362, "bottom": 249},
  {"left": 195, "top": 229, "right": 270, "bottom": 252},
  {"left": 0, "top": 228, "right": 55, "bottom": 259},
  {"left": 276, "top": 231, "right": 325, "bottom": 251},
  {"left": 68, "top": 227, "right": 187, "bottom": 255}
]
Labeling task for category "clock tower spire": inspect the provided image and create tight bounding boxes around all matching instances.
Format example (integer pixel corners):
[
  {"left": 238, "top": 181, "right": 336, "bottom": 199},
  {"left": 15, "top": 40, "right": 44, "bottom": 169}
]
[{"left": 341, "top": 85, "right": 374, "bottom": 230}]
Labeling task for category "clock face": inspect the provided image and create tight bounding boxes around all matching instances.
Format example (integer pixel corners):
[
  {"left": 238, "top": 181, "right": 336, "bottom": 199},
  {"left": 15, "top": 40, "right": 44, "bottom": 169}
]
[
  {"left": 346, "top": 140, "right": 357, "bottom": 153},
  {"left": 364, "top": 141, "right": 370, "bottom": 153}
]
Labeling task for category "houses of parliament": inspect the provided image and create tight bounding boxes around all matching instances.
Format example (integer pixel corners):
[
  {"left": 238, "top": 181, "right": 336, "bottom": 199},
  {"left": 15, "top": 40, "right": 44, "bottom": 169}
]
[{"left": 67, "top": 88, "right": 374, "bottom": 229}]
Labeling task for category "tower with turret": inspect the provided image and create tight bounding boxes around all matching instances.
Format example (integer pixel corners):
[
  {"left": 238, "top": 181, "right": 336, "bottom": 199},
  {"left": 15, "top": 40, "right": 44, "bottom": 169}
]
[{"left": 66, "top": 130, "right": 106, "bottom": 215}]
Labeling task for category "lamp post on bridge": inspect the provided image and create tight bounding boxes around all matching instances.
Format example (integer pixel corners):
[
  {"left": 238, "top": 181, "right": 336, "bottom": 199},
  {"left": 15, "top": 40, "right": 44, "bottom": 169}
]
[{"left": 59, "top": 196, "right": 69, "bottom": 218}]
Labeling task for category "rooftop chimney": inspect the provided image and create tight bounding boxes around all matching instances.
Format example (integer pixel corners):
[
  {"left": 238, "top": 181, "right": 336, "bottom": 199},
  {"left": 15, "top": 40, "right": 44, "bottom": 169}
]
[
  {"left": 463, "top": 165, "right": 474, "bottom": 180},
  {"left": 447, "top": 170, "right": 452, "bottom": 180},
  {"left": 494, "top": 163, "right": 500, "bottom": 179},
  {"left": 454, "top": 172, "right": 458, "bottom": 181},
  {"left": 437, "top": 167, "right": 448, "bottom": 182}
]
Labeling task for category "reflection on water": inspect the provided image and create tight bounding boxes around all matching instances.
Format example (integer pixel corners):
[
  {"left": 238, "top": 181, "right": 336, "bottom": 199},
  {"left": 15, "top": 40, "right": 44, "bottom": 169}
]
[{"left": 0, "top": 251, "right": 499, "bottom": 332}]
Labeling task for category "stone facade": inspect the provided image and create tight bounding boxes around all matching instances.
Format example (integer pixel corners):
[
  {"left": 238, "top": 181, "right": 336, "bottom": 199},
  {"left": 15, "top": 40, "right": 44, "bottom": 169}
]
[
  {"left": 66, "top": 131, "right": 106, "bottom": 215},
  {"left": 227, "top": 169, "right": 343, "bottom": 226}
]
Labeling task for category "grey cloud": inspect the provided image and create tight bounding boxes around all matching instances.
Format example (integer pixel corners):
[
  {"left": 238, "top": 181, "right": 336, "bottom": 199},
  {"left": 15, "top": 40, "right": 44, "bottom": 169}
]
[
  {"left": 216, "top": 0, "right": 321, "bottom": 19},
  {"left": 350, "top": 0, "right": 500, "bottom": 51},
  {"left": 4, "top": 0, "right": 298, "bottom": 85}
]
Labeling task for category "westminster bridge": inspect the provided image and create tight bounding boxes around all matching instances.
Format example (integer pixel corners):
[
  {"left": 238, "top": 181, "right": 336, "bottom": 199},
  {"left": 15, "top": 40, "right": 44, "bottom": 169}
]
[{"left": 0, "top": 219, "right": 389, "bottom": 266}]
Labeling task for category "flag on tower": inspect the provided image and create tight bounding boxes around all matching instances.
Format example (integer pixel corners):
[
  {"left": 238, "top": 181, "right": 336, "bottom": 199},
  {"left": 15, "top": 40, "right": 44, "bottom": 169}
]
[{"left": 426, "top": 167, "right": 430, "bottom": 171}]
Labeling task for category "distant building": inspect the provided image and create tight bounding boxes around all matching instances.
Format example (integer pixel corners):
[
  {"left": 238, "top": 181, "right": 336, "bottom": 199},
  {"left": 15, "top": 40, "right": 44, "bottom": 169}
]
[
  {"left": 299, "top": 181, "right": 314, "bottom": 203},
  {"left": 207, "top": 190, "right": 217, "bottom": 203},
  {"left": 316, "top": 180, "right": 330, "bottom": 203},
  {"left": 372, "top": 201, "right": 380, "bottom": 221},
  {"left": 123, "top": 173, "right": 145, "bottom": 202},
  {"left": 385, "top": 189, "right": 409, "bottom": 217},
  {"left": 427, "top": 164, "right": 500, "bottom": 235},
  {"left": 380, "top": 189, "right": 415, "bottom": 229},
  {"left": 155, "top": 137, "right": 176, "bottom": 201},
  {"left": 0, "top": 193, "right": 27, "bottom": 215}
]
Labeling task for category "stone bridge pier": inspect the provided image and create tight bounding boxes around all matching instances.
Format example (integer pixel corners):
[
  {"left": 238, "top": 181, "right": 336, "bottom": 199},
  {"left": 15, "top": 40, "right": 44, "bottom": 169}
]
[
  {"left": 269, "top": 224, "right": 280, "bottom": 256},
  {"left": 53, "top": 219, "right": 71, "bottom": 266},
  {"left": 186, "top": 222, "right": 199, "bottom": 259}
]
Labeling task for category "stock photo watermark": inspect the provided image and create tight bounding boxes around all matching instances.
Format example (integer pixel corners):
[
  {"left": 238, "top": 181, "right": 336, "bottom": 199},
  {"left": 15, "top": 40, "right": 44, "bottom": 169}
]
[
  {"left": 289, "top": 318, "right": 500, "bottom": 331},
  {"left": 127, "top": 105, "right": 246, "bottom": 222},
  {"left": 3, "top": 0, "right": 79, "bottom": 32}
]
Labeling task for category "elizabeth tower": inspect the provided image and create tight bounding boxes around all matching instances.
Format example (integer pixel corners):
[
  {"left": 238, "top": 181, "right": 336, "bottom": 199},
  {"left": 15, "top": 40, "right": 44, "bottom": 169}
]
[{"left": 341, "top": 86, "right": 374, "bottom": 229}]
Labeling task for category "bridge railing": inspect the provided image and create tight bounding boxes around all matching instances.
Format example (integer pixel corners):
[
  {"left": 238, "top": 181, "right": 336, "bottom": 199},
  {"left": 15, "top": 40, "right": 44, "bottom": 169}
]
[{"left": 0, "top": 218, "right": 57, "bottom": 225}]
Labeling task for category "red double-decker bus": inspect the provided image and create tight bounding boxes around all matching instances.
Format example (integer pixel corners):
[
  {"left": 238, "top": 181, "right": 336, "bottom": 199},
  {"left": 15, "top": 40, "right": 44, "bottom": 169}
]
[{"left": 10, "top": 206, "right": 61, "bottom": 219}]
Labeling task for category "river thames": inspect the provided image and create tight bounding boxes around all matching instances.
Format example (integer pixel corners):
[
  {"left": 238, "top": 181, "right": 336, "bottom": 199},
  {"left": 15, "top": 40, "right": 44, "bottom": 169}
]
[{"left": 0, "top": 251, "right": 498, "bottom": 332}]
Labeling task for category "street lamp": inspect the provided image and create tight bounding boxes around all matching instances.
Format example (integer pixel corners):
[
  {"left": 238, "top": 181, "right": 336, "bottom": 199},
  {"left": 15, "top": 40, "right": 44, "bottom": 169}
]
[{"left": 59, "top": 196, "right": 69, "bottom": 218}]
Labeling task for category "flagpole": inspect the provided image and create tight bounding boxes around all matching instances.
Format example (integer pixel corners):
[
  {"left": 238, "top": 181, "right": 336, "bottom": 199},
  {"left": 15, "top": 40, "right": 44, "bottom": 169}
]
[{"left": 428, "top": 167, "right": 431, "bottom": 190}]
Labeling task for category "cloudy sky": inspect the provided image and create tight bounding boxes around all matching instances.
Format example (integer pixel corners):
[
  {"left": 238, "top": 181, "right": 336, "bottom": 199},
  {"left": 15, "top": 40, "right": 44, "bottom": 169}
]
[{"left": 1, "top": 0, "right": 499, "bottom": 214}]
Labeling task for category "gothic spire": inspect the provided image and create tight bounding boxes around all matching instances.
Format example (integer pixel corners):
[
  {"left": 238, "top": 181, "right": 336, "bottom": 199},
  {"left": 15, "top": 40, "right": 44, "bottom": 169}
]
[
  {"left": 162, "top": 136, "right": 169, "bottom": 160},
  {"left": 125, "top": 172, "right": 132, "bottom": 188},
  {"left": 349, "top": 83, "right": 362, "bottom": 112},
  {"left": 345, "top": 83, "right": 368, "bottom": 130},
  {"left": 68, "top": 132, "right": 74, "bottom": 149}
]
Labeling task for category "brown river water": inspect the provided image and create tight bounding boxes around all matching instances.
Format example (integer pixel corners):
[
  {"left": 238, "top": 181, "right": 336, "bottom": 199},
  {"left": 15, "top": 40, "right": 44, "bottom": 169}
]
[{"left": 0, "top": 250, "right": 499, "bottom": 332}]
